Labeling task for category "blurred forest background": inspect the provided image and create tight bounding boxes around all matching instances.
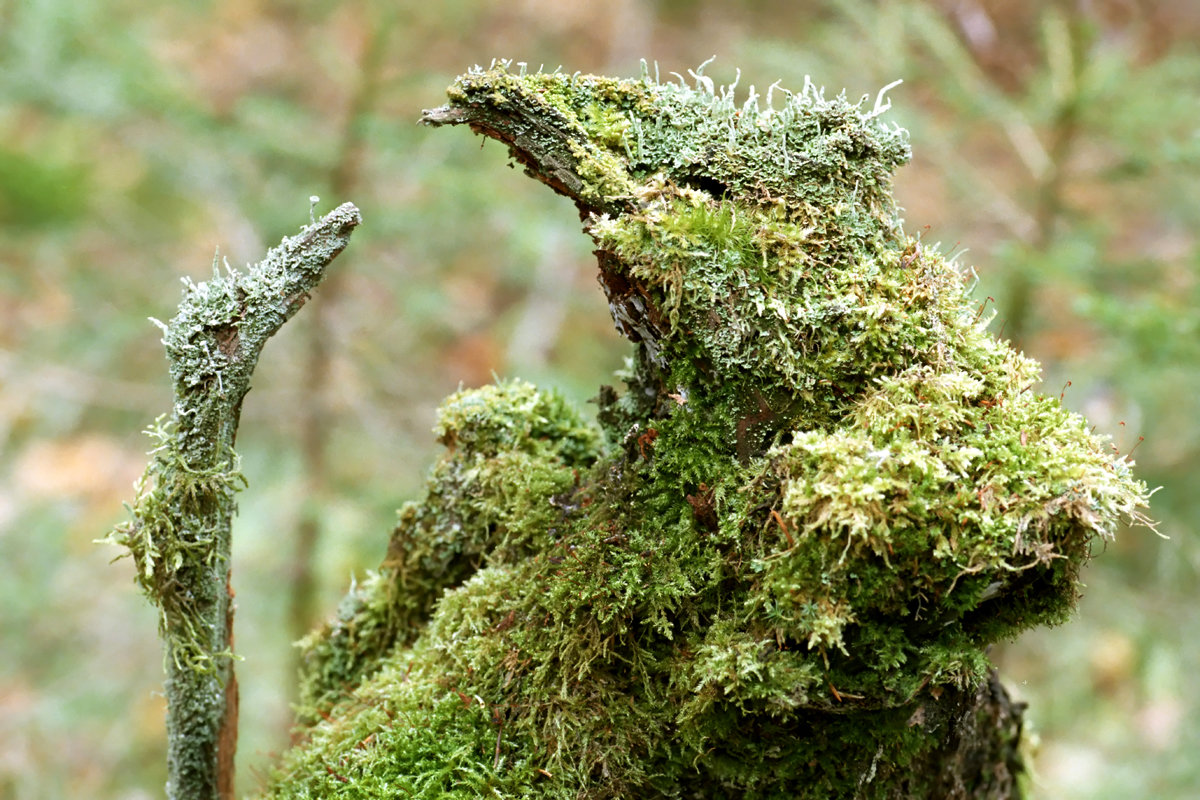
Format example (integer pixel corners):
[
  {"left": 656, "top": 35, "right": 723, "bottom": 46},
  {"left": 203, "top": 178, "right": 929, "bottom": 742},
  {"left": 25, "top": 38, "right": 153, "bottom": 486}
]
[{"left": 1, "top": 0, "right": 1197, "bottom": 797}]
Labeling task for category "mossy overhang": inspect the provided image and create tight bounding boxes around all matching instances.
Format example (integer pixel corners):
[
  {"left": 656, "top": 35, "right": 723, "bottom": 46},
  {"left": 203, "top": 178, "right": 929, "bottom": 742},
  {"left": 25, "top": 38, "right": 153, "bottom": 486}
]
[
  {"left": 255, "top": 65, "right": 1154, "bottom": 800},
  {"left": 418, "top": 64, "right": 916, "bottom": 407},
  {"left": 418, "top": 63, "right": 910, "bottom": 218}
]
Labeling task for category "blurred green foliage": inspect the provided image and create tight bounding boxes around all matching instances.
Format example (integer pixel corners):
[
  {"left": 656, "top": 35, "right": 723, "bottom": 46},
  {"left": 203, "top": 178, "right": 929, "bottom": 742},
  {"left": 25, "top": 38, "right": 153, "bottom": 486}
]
[{"left": 0, "top": 1, "right": 1196, "bottom": 798}]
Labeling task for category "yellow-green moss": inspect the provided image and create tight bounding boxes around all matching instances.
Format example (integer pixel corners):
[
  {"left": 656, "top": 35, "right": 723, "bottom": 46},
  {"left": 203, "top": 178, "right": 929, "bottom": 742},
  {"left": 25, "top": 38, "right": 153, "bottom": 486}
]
[
  {"left": 294, "top": 380, "right": 600, "bottom": 724},
  {"left": 261, "top": 65, "right": 1150, "bottom": 799}
]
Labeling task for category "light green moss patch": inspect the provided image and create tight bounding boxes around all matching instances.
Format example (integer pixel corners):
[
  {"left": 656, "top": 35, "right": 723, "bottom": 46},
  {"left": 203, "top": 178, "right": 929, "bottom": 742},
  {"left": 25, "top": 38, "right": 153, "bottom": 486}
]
[{"left": 294, "top": 380, "right": 601, "bottom": 723}]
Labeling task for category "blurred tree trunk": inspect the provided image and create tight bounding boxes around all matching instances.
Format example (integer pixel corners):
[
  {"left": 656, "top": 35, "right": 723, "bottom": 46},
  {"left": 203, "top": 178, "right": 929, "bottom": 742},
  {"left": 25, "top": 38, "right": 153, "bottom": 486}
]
[
  {"left": 288, "top": 7, "right": 393, "bottom": 679},
  {"left": 1001, "top": 6, "right": 1090, "bottom": 349}
]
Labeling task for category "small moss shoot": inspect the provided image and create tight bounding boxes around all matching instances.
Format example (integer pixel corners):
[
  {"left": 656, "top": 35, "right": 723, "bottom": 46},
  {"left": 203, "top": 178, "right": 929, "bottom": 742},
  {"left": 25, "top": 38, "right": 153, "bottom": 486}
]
[
  {"left": 107, "top": 414, "right": 247, "bottom": 673},
  {"left": 259, "top": 64, "right": 1151, "bottom": 799}
]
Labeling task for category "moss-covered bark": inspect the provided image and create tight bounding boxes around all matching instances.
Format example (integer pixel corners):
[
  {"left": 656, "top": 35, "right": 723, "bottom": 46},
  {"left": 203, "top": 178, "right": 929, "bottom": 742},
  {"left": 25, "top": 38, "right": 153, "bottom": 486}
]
[
  {"left": 106, "top": 203, "right": 361, "bottom": 799},
  {"left": 262, "top": 63, "right": 1150, "bottom": 798}
]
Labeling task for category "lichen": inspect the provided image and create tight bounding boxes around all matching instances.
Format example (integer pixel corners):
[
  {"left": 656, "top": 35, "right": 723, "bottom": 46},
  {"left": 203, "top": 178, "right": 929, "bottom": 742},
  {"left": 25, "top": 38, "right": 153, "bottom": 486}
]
[
  {"left": 260, "top": 65, "right": 1150, "bottom": 799},
  {"left": 106, "top": 204, "right": 361, "bottom": 677},
  {"left": 105, "top": 204, "right": 361, "bottom": 799}
]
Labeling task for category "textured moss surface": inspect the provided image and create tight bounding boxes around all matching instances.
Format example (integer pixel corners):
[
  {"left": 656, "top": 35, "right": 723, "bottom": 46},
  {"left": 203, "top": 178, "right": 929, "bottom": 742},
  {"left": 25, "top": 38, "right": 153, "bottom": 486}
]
[{"left": 262, "top": 64, "right": 1149, "bottom": 798}]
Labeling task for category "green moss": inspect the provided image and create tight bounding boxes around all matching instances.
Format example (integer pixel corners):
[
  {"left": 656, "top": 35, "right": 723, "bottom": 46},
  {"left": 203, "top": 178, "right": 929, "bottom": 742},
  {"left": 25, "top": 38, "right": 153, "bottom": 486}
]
[
  {"left": 294, "top": 380, "right": 600, "bottom": 722},
  {"left": 103, "top": 414, "right": 247, "bottom": 673},
  {"left": 262, "top": 64, "right": 1151, "bottom": 798}
]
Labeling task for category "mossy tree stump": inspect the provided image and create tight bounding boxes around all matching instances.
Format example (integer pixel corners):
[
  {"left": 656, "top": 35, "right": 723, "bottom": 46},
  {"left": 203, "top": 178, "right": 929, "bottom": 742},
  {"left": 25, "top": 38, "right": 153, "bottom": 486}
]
[{"left": 254, "top": 64, "right": 1149, "bottom": 798}]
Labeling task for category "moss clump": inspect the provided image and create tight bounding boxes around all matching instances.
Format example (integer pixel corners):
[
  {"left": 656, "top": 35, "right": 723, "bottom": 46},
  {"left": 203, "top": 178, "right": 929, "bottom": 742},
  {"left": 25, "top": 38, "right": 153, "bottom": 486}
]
[
  {"left": 294, "top": 380, "right": 600, "bottom": 723},
  {"left": 105, "top": 414, "right": 247, "bottom": 673},
  {"left": 262, "top": 64, "right": 1150, "bottom": 799}
]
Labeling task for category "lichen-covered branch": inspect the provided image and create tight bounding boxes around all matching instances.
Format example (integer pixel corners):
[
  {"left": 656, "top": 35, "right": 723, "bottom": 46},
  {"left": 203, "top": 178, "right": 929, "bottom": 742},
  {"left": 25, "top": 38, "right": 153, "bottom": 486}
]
[{"left": 106, "top": 202, "right": 361, "bottom": 800}]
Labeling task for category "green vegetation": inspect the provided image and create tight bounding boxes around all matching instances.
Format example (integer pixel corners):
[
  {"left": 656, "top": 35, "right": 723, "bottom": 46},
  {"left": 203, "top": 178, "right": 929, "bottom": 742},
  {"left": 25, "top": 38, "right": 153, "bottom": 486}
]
[
  {"left": 260, "top": 64, "right": 1149, "bottom": 798},
  {"left": 3, "top": 3, "right": 1196, "bottom": 799},
  {"left": 106, "top": 414, "right": 246, "bottom": 673}
]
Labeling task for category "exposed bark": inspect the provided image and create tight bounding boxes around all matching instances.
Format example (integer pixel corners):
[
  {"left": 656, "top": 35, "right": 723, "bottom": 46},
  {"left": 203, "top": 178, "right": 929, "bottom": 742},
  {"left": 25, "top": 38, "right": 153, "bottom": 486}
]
[
  {"left": 420, "top": 104, "right": 628, "bottom": 218},
  {"left": 902, "top": 671, "right": 1027, "bottom": 799}
]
